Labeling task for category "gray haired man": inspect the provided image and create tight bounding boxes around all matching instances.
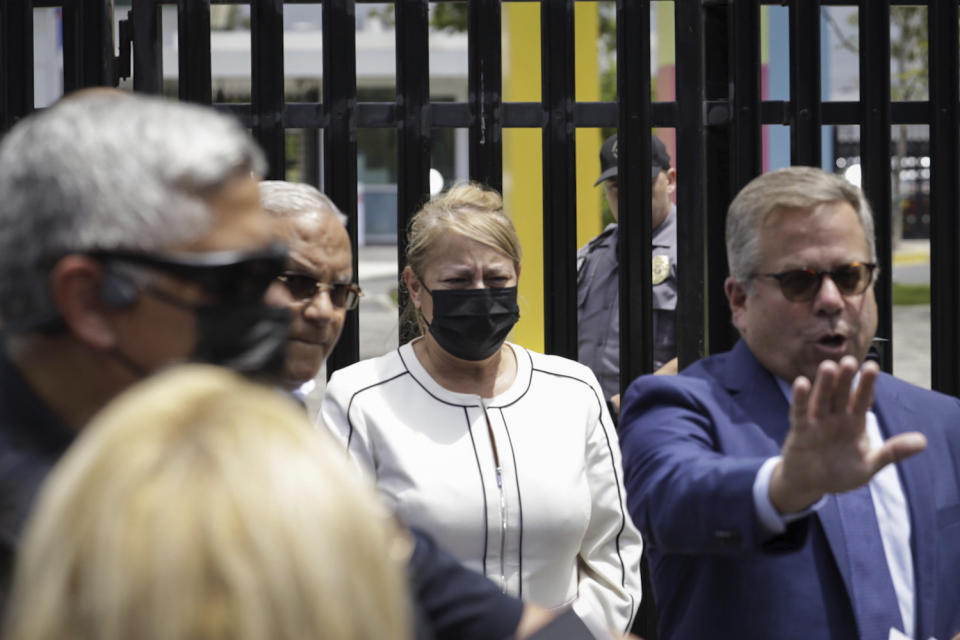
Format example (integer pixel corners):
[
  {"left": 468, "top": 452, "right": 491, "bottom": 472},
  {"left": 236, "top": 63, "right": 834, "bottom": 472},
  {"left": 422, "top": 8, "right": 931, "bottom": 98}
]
[
  {"left": 0, "top": 92, "right": 290, "bottom": 609},
  {"left": 259, "top": 181, "right": 360, "bottom": 405}
]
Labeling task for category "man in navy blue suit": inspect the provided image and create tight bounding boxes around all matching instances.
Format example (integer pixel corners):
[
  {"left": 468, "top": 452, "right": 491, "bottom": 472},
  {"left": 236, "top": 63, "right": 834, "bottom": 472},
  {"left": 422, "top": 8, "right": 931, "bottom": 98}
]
[{"left": 619, "top": 166, "right": 960, "bottom": 640}]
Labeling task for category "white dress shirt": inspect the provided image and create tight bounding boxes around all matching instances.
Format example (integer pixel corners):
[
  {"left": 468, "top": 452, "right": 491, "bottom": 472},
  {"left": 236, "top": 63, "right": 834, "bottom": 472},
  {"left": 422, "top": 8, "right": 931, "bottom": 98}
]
[{"left": 751, "top": 377, "right": 915, "bottom": 637}]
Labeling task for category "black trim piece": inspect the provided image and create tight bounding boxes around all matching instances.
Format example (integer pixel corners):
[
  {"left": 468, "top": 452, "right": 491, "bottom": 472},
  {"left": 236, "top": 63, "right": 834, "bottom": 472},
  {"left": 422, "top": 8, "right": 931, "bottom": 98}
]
[
  {"left": 465, "top": 404, "right": 491, "bottom": 577},
  {"left": 343, "top": 368, "right": 409, "bottom": 449},
  {"left": 396, "top": 347, "right": 475, "bottom": 408}
]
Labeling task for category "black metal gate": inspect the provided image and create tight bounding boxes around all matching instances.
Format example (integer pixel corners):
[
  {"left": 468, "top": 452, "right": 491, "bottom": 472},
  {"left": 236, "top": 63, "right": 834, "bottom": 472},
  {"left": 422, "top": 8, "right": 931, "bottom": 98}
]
[{"left": 5, "top": 0, "right": 960, "bottom": 390}]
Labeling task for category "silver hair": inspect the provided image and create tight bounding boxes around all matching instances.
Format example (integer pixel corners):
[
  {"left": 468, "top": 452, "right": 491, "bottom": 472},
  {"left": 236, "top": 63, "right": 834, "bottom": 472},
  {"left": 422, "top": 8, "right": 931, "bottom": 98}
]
[
  {"left": 0, "top": 92, "right": 266, "bottom": 323},
  {"left": 726, "top": 166, "right": 877, "bottom": 287},
  {"left": 258, "top": 180, "right": 347, "bottom": 226}
]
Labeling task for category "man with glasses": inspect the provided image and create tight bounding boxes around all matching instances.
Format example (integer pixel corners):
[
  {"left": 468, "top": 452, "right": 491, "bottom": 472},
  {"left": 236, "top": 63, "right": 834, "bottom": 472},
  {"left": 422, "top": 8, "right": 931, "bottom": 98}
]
[
  {"left": 259, "top": 181, "right": 362, "bottom": 406},
  {"left": 578, "top": 134, "right": 678, "bottom": 419},
  {"left": 0, "top": 92, "right": 289, "bottom": 611},
  {"left": 618, "top": 166, "right": 960, "bottom": 640}
]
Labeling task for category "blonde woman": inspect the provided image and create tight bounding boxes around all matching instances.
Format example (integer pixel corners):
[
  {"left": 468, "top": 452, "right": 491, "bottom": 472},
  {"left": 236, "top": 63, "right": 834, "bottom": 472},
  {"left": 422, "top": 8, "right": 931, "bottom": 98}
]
[
  {"left": 4, "top": 365, "right": 412, "bottom": 640},
  {"left": 322, "top": 183, "right": 643, "bottom": 635}
]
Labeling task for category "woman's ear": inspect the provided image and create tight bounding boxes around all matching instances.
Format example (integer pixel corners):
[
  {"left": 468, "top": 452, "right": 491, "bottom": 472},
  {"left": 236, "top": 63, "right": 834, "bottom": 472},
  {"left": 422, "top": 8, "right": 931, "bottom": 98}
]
[{"left": 403, "top": 266, "right": 422, "bottom": 309}]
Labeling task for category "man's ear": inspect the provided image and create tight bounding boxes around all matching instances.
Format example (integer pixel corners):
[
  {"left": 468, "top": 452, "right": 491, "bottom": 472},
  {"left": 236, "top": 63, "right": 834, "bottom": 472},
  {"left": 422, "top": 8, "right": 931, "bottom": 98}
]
[
  {"left": 49, "top": 256, "right": 119, "bottom": 351},
  {"left": 724, "top": 276, "right": 749, "bottom": 332},
  {"left": 664, "top": 168, "right": 677, "bottom": 196},
  {"left": 402, "top": 266, "right": 422, "bottom": 309}
]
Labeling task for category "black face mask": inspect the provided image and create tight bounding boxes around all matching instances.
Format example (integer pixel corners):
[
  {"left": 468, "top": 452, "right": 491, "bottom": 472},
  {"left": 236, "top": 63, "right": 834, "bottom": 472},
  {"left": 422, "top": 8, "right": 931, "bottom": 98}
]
[
  {"left": 93, "top": 244, "right": 292, "bottom": 383},
  {"left": 420, "top": 283, "right": 520, "bottom": 361},
  {"left": 190, "top": 302, "right": 291, "bottom": 382}
]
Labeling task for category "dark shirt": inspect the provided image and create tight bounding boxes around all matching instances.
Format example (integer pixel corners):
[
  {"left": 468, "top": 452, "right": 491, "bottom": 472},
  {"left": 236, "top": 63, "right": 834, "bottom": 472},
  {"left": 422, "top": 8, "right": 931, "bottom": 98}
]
[
  {"left": 0, "top": 342, "right": 75, "bottom": 614},
  {"left": 408, "top": 527, "right": 524, "bottom": 640}
]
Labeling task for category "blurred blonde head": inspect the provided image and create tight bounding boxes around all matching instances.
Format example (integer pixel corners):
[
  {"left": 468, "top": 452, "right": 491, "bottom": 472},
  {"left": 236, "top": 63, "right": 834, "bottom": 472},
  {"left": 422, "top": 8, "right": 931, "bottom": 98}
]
[{"left": 4, "top": 365, "right": 412, "bottom": 640}]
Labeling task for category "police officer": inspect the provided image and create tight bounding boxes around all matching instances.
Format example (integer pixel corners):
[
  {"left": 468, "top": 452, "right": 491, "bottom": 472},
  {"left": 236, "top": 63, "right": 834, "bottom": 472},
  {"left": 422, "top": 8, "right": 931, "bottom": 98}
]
[{"left": 577, "top": 134, "right": 678, "bottom": 417}]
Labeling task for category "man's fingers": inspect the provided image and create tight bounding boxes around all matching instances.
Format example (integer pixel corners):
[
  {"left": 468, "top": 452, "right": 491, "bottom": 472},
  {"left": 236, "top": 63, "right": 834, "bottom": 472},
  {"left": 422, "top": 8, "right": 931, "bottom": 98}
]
[
  {"left": 832, "top": 356, "right": 858, "bottom": 414},
  {"left": 790, "top": 376, "right": 812, "bottom": 432},
  {"left": 851, "top": 360, "right": 879, "bottom": 416},
  {"left": 868, "top": 431, "right": 928, "bottom": 474},
  {"left": 809, "top": 360, "right": 838, "bottom": 420}
]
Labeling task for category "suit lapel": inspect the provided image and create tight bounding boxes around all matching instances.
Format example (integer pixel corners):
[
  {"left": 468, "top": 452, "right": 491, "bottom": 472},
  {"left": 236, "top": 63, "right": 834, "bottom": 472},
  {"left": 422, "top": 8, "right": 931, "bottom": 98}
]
[
  {"left": 720, "top": 340, "right": 793, "bottom": 447},
  {"left": 721, "top": 341, "right": 859, "bottom": 604},
  {"left": 872, "top": 376, "right": 936, "bottom": 639}
]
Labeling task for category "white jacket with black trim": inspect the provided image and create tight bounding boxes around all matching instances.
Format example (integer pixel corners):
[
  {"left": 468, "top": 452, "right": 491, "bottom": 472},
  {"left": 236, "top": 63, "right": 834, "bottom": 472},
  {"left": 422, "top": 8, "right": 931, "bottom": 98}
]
[{"left": 320, "top": 340, "right": 644, "bottom": 635}]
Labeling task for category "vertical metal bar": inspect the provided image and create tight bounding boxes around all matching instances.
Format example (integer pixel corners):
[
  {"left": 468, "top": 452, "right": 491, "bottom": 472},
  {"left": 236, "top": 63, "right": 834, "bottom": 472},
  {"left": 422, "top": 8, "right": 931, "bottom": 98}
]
[
  {"left": 84, "top": 0, "right": 116, "bottom": 86},
  {"left": 730, "top": 0, "right": 762, "bottom": 193},
  {"left": 541, "top": 0, "right": 577, "bottom": 359},
  {"left": 616, "top": 0, "right": 657, "bottom": 630},
  {"left": 62, "top": 0, "right": 116, "bottom": 90},
  {"left": 928, "top": 0, "right": 960, "bottom": 395},
  {"left": 617, "top": 0, "right": 654, "bottom": 378},
  {"left": 177, "top": 0, "right": 212, "bottom": 104},
  {"left": 395, "top": 0, "right": 431, "bottom": 345},
  {"left": 132, "top": 0, "right": 163, "bottom": 94},
  {"left": 858, "top": 0, "right": 893, "bottom": 373},
  {"left": 250, "top": 0, "right": 285, "bottom": 179},
  {"left": 0, "top": 0, "right": 33, "bottom": 132},
  {"left": 62, "top": 3, "right": 83, "bottom": 93},
  {"left": 468, "top": 0, "right": 502, "bottom": 192},
  {"left": 675, "top": 0, "right": 707, "bottom": 363},
  {"left": 324, "top": 0, "right": 360, "bottom": 374},
  {"left": 704, "top": 0, "right": 761, "bottom": 356},
  {"left": 789, "top": 0, "right": 821, "bottom": 166}
]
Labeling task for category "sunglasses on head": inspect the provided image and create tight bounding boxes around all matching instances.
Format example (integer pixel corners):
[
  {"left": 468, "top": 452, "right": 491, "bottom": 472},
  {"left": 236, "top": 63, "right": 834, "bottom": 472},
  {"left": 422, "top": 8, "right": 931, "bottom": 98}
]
[
  {"left": 755, "top": 261, "right": 877, "bottom": 302},
  {"left": 276, "top": 272, "right": 364, "bottom": 310},
  {"left": 87, "top": 243, "right": 288, "bottom": 304}
]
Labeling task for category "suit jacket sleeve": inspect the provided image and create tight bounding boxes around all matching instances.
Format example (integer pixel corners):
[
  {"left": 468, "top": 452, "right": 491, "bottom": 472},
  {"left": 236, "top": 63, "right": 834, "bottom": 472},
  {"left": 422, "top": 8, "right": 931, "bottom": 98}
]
[{"left": 619, "top": 374, "right": 805, "bottom": 555}]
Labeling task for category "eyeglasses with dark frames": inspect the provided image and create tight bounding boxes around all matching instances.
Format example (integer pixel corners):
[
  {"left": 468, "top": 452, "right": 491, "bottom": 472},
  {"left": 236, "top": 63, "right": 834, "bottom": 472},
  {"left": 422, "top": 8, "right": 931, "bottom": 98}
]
[
  {"left": 755, "top": 262, "right": 877, "bottom": 302},
  {"left": 276, "top": 272, "right": 364, "bottom": 310},
  {"left": 88, "top": 243, "right": 288, "bottom": 304}
]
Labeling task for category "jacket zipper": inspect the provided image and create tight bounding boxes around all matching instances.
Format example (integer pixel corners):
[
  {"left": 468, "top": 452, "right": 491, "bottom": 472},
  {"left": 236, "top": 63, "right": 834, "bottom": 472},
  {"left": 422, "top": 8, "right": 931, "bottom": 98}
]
[{"left": 481, "top": 399, "right": 508, "bottom": 592}]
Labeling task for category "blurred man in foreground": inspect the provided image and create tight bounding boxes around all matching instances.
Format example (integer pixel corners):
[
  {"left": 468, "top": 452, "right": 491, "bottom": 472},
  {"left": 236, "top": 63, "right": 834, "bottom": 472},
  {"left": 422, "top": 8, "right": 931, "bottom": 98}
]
[{"left": 0, "top": 92, "right": 288, "bottom": 610}]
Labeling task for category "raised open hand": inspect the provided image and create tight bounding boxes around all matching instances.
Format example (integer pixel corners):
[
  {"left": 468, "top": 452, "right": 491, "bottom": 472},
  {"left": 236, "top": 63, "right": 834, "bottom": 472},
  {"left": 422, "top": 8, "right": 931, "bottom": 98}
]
[{"left": 769, "top": 355, "right": 927, "bottom": 514}]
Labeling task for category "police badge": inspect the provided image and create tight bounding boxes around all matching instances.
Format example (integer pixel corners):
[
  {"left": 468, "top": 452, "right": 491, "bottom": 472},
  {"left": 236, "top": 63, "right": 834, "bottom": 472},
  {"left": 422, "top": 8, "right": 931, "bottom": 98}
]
[{"left": 652, "top": 254, "right": 670, "bottom": 285}]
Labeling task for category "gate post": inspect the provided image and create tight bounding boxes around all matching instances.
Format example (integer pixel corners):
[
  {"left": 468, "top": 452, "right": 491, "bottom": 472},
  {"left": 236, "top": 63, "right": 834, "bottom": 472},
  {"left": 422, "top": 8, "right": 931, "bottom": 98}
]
[{"left": 0, "top": 0, "right": 33, "bottom": 132}]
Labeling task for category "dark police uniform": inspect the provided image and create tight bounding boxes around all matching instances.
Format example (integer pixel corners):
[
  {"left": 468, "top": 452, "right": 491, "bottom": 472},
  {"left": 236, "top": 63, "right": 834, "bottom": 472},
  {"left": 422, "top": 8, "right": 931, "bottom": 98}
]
[{"left": 577, "top": 206, "right": 677, "bottom": 403}]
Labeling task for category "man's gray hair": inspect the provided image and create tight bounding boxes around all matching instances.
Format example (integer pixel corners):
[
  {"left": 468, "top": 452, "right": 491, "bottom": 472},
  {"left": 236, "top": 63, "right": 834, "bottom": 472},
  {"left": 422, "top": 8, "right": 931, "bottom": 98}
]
[
  {"left": 726, "top": 166, "right": 876, "bottom": 286},
  {"left": 0, "top": 92, "right": 266, "bottom": 323},
  {"left": 258, "top": 180, "right": 347, "bottom": 226}
]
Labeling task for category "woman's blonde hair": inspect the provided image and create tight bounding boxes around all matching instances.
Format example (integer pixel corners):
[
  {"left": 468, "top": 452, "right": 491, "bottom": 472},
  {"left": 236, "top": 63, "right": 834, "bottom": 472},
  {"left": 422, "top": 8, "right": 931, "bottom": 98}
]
[
  {"left": 402, "top": 182, "right": 522, "bottom": 336},
  {"left": 4, "top": 365, "right": 412, "bottom": 640}
]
